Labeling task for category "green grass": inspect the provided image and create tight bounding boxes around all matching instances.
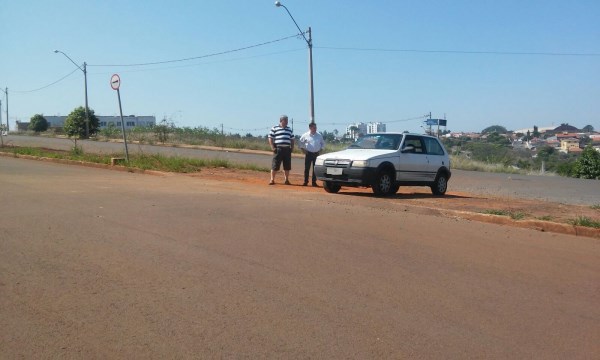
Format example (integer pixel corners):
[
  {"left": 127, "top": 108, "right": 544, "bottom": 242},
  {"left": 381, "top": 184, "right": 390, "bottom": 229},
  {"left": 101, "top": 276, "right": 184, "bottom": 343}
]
[
  {"left": 0, "top": 146, "right": 269, "bottom": 173},
  {"left": 536, "top": 215, "right": 554, "bottom": 221},
  {"left": 591, "top": 204, "right": 600, "bottom": 210},
  {"left": 482, "top": 209, "right": 527, "bottom": 220},
  {"left": 568, "top": 216, "right": 600, "bottom": 228},
  {"left": 450, "top": 155, "right": 544, "bottom": 175}
]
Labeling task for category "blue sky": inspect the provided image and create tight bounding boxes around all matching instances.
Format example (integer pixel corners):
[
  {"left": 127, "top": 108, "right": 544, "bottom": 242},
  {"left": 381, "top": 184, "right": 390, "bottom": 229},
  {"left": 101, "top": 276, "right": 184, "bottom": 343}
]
[{"left": 1, "top": 0, "right": 599, "bottom": 135}]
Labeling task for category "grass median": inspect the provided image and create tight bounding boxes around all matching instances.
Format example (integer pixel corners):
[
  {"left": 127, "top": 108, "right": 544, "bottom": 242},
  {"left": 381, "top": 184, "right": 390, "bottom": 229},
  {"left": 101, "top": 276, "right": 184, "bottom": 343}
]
[{"left": 0, "top": 145, "right": 270, "bottom": 173}]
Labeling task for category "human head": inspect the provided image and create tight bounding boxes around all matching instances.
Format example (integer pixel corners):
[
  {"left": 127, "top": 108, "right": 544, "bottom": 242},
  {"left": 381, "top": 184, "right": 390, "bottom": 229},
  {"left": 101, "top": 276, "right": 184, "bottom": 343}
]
[
  {"left": 279, "top": 115, "right": 288, "bottom": 126},
  {"left": 309, "top": 123, "right": 317, "bottom": 134}
]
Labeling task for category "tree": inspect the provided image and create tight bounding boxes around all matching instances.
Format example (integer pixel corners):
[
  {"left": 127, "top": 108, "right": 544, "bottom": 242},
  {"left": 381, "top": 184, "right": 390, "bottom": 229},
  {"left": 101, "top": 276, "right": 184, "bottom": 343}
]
[
  {"left": 484, "top": 132, "right": 510, "bottom": 145},
  {"left": 28, "top": 114, "right": 48, "bottom": 132},
  {"left": 582, "top": 124, "right": 595, "bottom": 133},
  {"left": 481, "top": 125, "right": 507, "bottom": 134},
  {"left": 572, "top": 145, "right": 600, "bottom": 179},
  {"left": 348, "top": 125, "right": 359, "bottom": 139},
  {"left": 64, "top": 106, "right": 99, "bottom": 138},
  {"left": 532, "top": 125, "right": 540, "bottom": 138},
  {"left": 321, "top": 130, "right": 336, "bottom": 142},
  {"left": 153, "top": 117, "right": 175, "bottom": 143}
]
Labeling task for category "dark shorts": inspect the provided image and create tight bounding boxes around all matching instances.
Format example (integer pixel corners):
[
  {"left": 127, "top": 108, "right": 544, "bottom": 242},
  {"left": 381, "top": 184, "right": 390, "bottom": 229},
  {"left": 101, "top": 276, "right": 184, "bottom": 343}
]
[{"left": 272, "top": 147, "right": 292, "bottom": 171}]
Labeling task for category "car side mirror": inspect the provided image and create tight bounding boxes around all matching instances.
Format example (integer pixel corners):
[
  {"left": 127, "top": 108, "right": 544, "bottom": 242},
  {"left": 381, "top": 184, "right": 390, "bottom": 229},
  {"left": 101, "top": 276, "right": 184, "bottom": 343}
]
[{"left": 401, "top": 144, "right": 415, "bottom": 153}]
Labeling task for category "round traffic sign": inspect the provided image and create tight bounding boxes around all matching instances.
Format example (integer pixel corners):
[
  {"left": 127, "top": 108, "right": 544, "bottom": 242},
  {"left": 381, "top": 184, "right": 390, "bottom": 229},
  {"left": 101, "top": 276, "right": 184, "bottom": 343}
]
[{"left": 110, "top": 74, "right": 121, "bottom": 90}]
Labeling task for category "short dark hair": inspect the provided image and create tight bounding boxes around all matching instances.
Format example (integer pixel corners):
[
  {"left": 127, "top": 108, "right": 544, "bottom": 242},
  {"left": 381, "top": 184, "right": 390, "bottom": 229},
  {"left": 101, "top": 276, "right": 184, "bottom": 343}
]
[{"left": 309, "top": 123, "right": 317, "bottom": 128}]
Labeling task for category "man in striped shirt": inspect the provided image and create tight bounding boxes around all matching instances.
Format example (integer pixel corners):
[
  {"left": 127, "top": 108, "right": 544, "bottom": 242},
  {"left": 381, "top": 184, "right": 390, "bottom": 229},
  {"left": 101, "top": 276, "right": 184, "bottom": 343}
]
[{"left": 268, "top": 115, "right": 295, "bottom": 185}]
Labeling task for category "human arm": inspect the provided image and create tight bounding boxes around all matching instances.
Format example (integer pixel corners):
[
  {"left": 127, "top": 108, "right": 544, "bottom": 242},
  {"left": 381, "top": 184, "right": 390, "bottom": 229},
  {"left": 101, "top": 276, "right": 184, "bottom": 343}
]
[{"left": 268, "top": 137, "right": 276, "bottom": 152}]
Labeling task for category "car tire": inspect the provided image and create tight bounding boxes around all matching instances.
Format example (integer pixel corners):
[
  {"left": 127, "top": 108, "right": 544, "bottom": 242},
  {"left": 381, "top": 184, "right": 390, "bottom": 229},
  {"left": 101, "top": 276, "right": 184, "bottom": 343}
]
[
  {"left": 323, "top": 181, "right": 341, "bottom": 193},
  {"left": 372, "top": 170, "right": 395, "bottom": 196},
  {"left": 431, "top": 173, "right": 448, "bottom": 195}
]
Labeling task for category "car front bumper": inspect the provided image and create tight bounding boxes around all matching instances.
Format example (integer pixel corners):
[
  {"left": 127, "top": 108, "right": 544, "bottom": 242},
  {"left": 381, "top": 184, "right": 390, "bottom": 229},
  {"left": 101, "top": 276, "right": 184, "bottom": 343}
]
[{"left": 314, "top": 165, "right": 378, "bottom": 186}]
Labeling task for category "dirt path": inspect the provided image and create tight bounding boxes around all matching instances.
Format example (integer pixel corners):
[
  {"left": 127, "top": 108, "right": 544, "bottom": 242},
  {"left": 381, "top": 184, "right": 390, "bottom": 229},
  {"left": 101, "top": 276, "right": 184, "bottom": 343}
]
[{"left": 188, "top": 167, "right": 600, "bottom": 238}]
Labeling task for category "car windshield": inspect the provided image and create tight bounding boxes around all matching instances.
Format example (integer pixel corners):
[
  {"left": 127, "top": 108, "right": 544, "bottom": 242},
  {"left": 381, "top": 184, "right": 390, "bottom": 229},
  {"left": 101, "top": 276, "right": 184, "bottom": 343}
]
[{"left": 347, "top": 134, "right": 403, "bottom": 150}]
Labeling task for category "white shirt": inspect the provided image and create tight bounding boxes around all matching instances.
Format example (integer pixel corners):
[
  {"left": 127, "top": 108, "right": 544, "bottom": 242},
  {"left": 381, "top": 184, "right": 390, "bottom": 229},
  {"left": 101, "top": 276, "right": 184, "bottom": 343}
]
[{"left": 299, "top": 131, "right": 325, "bottom": 153}]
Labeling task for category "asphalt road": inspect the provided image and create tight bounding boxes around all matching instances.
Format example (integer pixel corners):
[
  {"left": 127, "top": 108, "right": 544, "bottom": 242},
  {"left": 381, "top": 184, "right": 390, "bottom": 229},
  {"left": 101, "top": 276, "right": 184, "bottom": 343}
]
[
  {"left": 3, "top": 135, "right": 600, "bottom": 205},
  {"left": 1, "top": 157, "right": 598, "bottom": 358}
]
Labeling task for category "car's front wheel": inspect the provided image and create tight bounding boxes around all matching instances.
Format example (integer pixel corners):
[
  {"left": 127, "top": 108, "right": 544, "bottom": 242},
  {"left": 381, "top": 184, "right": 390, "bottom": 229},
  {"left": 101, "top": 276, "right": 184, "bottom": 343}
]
[
  {"left": 431, "top": 173, "right": 448, "bottom": 195},
  {"left": 372, "top": 170, "right": 395, "bottom": 196},
  {"left": 323, "top": 181, "right": 341, "bottom": 193}
]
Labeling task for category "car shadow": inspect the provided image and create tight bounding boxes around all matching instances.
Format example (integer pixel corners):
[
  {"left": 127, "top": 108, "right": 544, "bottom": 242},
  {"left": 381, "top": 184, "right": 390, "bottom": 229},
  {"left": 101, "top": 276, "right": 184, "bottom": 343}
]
[{"left": 336, "top": 191, "right": 474, "bottom": 200}]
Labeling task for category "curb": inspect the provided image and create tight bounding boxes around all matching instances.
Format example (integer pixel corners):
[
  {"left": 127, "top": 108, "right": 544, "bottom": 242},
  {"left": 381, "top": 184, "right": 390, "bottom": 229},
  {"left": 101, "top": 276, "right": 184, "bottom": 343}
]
[{"left": 397, "top": 203, "right": 600, "bottom": 239}]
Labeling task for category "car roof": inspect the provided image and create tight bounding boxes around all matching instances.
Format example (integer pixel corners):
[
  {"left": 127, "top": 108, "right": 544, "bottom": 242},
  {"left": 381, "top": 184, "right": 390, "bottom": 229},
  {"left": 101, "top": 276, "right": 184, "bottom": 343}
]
[{"left": 367, "top": 132, "right": 434, "bottom": 138}]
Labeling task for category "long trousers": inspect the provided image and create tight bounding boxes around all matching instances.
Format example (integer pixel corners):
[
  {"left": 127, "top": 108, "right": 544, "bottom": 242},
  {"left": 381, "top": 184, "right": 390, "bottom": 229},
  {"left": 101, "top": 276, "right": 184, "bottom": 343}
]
[{"left": 304, "top": 151, "right": 319, "bottom": 184}]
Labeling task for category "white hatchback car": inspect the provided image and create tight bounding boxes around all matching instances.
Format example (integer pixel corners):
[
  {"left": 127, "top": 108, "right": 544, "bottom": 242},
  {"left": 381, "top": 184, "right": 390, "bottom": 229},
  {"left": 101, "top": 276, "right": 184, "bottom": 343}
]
[{"left": 314, "top": 133, "right": 451, "bottom": 196}]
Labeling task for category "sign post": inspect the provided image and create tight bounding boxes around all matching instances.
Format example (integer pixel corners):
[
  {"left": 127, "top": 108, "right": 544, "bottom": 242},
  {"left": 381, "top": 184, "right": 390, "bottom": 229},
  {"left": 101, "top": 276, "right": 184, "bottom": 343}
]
[
  {"left": 110, "top": 74, "right": 129, "bottom": 163},
  {"left": 424, "top": 118, "right": 448, "bottom": 138}
]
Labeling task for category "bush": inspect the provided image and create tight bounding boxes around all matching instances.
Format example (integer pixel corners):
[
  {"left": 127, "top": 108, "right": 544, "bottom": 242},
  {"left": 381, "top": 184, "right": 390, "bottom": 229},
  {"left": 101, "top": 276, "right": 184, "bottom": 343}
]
[
  {"left": 572, "top": 145, "right": 600, "bottom": 179},
  {"left": 29, "top": 114, "right": 48, "bottom": 132},
  {"left": 64, "top": 106, "right": 99, "bottom": 138}
]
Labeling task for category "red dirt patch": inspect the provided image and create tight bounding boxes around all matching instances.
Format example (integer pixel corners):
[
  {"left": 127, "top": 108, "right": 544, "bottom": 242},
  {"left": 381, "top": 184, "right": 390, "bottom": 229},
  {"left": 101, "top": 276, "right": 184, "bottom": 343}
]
[{"left": 186, "top": 167, "right": 600, "bottom": 238}]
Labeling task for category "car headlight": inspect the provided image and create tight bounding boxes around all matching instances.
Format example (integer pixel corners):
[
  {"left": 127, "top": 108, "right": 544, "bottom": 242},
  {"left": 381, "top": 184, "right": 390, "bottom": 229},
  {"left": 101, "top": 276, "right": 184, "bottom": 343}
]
[
  {"left": 315, "top": 158, "right": 324, "bottom": 166},
  {"left": 352, "top": 160, "right": 369, "bottom": 167}
]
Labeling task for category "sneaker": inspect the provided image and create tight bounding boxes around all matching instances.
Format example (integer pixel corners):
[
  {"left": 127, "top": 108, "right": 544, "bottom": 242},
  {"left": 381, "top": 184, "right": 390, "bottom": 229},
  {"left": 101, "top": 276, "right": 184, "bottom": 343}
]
[
  {"left": 312, "top": 182, "right": 319, "bottom": 187},
  {"left": 302, "top": 182, "right": 308, "bottom": 186},
  {"left": 284, "top": 180, "right": 291, "bottom": 185},
  {"left": 269, "top": 180, "right": 275, "bottom": 185}
]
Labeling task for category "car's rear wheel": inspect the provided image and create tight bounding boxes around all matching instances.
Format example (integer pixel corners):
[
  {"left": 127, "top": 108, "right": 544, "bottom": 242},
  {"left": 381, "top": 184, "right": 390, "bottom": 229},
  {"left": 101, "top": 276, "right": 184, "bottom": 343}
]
[
  {"left": 431, "top": 173, "right": 448, "bottom": 195},
  {"left": 372, "top": 170, "right": 395, "bottom": 196},
  {"left": 323, "top": 181, "right": 341, "bottom": 193}
]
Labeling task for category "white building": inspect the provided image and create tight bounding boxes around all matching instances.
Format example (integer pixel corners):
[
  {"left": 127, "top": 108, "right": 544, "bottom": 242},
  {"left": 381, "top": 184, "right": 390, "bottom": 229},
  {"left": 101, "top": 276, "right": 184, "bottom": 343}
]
[
  {"left": 368, "top": 122, "right": 386, "bottom": 134},
  {"left": 346, "top": 122, "right": 368, "bottom": 138},
  {"left": 346, "top": 122, "right": 387, "bottom": 139},
  {"left": 44, "top": 115, "right": 156, "bottom": 130},
  {"left": 513, "top": 125, "right": 556, "bottom": 134}
]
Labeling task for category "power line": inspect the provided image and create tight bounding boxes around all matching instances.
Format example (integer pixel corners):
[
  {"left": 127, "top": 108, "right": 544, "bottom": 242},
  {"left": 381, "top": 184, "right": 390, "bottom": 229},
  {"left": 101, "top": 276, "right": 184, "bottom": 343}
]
[
  {"left": 88, "top": 33, "right": 304, "bottom": 67},
  {"left": 12, "top": 68, "right": 79, "bottom": 93},
  {"left": 6, "top": 34, "right": 303, "bottom": 94},
  {"left": 316, "top": 46, "right": 600, "bottom": 57},
  {"left": 86, "top": 48, "right": 304, "bottom": 75}
]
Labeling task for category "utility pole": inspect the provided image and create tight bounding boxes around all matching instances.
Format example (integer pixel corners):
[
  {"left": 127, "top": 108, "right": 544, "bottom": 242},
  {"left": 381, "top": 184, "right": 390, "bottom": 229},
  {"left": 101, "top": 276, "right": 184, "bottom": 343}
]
[
  {"left": 54, "top": 51, "right": 89, "bottom": 137},
  {"left": 275, "top": 1, "right": 315, "bottom": 124},
  {"left": 83, "top": 62, "right": 89, "bottom": 138},
  {"left": 1, "top": 87, "right": 7, "bottom": 132},
  {"left": 428, "top": 111, "right": 432, "bottom": 135}
]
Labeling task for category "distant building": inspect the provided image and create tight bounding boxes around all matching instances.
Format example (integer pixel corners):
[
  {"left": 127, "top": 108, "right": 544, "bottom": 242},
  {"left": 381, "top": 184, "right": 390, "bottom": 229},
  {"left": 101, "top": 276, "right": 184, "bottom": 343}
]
[
  {"left": 96, "top": 115, "right": 156, "bottom": 129},
  {"left": 367, "top": 122, "right": 386, "bottom": 134},
  {"left": 19, "top": 115, "right": 156, "bottom": 131},
  {"left": 560, "top": 138, "right": 580, "bottom": 153},
  {"left": 346, "top": 121, "right": 387, "bottom": 139},
  {"left": 346, "top": 122, "right": 368, "bottom": 139},
  {"left": 513, "top": 126, "right": 555, "bottom": 134}
]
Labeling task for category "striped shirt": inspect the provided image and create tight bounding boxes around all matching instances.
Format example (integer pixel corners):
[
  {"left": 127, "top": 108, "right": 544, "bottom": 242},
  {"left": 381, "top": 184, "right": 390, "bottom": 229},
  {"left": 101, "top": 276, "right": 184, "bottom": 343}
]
[{"left": 268, "top": 125, "right": 294, "bottom": 146}]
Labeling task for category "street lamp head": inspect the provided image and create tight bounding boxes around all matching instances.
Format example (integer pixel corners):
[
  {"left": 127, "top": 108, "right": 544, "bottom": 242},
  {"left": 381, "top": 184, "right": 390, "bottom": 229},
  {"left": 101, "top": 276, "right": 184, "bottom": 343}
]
[{"left": 275, "top": 1, "right": 282, "bottom": 7}]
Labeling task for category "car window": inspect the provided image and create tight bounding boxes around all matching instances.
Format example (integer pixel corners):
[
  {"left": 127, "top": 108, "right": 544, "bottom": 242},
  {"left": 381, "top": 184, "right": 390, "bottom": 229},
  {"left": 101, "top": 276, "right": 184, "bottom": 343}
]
[
  {"left": 349, "top": 134, "right": 403, "bottom": 150},
  {"left": 402, "top": 135, "right": 425, "bottom": 154},
  {"left": 377, "top": 135, "right": 401, "bottom": 150},
  {"left": 422, "top": 137, "right": 445, "bottom": 155}
]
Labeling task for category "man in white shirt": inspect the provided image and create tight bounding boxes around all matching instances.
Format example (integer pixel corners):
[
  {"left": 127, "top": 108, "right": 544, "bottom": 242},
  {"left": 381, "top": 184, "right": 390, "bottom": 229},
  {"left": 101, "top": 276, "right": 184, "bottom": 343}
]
[{"left": 298, "top": 123, "right": 325, "bottom": 186}]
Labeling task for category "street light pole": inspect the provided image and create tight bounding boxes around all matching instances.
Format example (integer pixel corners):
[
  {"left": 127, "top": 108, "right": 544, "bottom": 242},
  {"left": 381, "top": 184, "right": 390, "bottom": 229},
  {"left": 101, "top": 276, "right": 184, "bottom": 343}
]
[
  {"left": 1, "top": 87, "right": 7, "bottom": 132},
  {"left": 54, "top": 50, "right": 89, "bottom": 138},
  {"left": 275, "top": 1, "right": 315, "bottom": 125}
]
